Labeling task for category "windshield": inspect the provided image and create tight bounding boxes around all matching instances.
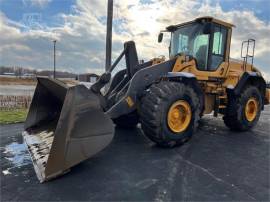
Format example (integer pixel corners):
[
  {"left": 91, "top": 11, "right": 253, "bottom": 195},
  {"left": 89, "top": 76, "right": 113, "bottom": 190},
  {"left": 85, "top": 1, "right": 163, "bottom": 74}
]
[{"left": 170, "top": 23, "right": 210, "bottom": 70}]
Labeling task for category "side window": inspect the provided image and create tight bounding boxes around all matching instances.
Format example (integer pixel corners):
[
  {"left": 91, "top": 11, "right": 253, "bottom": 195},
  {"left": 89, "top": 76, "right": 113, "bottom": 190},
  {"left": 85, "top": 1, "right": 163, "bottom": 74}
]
[
  {"left": 209, "top": 25, "right": 227, "bottom": 70},
  {"left": 178, "top": 35, "right": 188, "bottom": 53},
  {"left": 193, "top": 34, "right": 210, "bottom": 70},
  {"left": 171, "top": 31, "right": 189, "bottom": 56}
]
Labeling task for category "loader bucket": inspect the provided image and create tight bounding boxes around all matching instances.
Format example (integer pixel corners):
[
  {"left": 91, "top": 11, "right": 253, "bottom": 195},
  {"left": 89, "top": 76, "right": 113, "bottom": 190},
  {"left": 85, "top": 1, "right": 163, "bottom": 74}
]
[{"left": 22, "top": 77, "right": 114, "bottom": 183}]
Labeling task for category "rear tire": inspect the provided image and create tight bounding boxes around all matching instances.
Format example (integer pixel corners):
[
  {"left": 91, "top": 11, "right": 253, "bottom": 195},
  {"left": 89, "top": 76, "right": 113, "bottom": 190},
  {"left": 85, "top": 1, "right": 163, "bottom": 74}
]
[
  {"left": 223, "top": 86, "right": 262, "bottom": 131},
  {"left": 139, "top": 81, "right": 201, "bottom": 147}
]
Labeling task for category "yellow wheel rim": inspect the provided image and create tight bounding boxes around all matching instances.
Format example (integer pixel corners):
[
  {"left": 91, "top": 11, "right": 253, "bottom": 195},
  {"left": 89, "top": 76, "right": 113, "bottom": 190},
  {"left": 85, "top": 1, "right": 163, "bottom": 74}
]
[
  {"left": 245, "top": 97, "right": 258, "bottom": 122},
  {"left": 167, "top": 100, "right": 192, "bottom": 133}
]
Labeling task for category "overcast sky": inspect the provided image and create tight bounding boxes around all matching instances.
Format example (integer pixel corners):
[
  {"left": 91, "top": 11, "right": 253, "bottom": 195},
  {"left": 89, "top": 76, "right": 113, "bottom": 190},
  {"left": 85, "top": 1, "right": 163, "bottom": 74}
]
[{"left": 0, "top": 0, "right": 269, "bottom": 80}]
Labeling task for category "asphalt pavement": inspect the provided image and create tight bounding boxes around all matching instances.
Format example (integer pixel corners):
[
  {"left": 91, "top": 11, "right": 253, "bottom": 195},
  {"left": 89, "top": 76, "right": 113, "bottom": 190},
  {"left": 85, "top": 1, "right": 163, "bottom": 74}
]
[{"left": 1, "top": 106, "right": 270, "bottom": 201}]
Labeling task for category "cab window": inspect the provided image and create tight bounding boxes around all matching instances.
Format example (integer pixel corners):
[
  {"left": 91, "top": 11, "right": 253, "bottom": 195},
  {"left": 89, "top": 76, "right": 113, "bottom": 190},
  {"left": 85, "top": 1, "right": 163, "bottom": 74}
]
[{"left": 209, "top": 25, "right": 227, "bottom": 70}]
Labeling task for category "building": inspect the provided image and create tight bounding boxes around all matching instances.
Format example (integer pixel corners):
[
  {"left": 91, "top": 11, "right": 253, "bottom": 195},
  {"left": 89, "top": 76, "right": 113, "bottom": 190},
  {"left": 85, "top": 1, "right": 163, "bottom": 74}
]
[{"left": 76, "top": 73, "right": 100, "bottom": 83}]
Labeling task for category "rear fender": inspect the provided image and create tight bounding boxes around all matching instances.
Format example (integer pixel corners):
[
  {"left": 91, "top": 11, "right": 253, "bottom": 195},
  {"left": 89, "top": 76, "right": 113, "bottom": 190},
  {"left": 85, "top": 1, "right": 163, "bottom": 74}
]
[{"left": 227, "top": 72, "right": 266, "bottom": 110}]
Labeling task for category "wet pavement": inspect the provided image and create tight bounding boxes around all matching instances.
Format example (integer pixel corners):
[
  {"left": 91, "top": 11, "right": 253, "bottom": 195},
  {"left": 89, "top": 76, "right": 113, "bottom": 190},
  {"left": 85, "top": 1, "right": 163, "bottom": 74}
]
[{"left": 1, "top": 106, "right": 270, "bottom": 201}]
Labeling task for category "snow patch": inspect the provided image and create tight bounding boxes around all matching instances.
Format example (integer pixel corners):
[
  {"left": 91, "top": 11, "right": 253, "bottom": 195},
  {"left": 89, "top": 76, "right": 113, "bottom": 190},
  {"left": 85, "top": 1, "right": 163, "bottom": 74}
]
[
  {"left": 2, "top": 169, "right": 11, "bottom": 175},
  {"left": 167, "top": 72, "right": 195, "bottom": 78},
  {"left": 3, "top": 142, "right": 31, "bottom": 168}
]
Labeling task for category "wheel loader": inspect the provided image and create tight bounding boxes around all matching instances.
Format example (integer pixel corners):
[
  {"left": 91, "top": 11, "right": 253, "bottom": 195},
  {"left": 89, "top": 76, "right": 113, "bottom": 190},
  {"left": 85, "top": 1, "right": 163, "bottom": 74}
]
[{"left": 23, "top": 16, "right": 270, "bottom": 182}]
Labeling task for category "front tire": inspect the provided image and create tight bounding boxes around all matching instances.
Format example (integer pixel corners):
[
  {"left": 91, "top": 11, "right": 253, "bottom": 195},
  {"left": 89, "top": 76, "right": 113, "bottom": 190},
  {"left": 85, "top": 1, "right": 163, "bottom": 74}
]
[
  {"left": 223, "top": 86, "right": 262, "bottom": 131},
  {"left": 139, "top": 81, "right": 201, "bottom": 147}
]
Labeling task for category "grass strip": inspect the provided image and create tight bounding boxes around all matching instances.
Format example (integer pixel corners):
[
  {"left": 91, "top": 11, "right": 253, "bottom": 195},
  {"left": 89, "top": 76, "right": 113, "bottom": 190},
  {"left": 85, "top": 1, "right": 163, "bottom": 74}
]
[{"left": 0, "top": 109, "right": 28, "bottom": 124}]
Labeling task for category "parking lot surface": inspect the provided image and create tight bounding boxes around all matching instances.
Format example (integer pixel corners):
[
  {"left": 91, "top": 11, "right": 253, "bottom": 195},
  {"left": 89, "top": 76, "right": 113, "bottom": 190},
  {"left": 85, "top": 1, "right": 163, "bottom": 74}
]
[{"left": 1, "top": 106, "right": 270, "bottom": 201}]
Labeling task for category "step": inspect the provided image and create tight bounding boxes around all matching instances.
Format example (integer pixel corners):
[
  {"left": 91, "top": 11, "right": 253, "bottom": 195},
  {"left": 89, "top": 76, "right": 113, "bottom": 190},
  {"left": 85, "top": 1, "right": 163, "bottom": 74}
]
[
  {"left": 219, "top": 95, "right": 227, "bottom": 99},
  {"left": 219, "top": 105, "right": 227, "bottom": 109}
]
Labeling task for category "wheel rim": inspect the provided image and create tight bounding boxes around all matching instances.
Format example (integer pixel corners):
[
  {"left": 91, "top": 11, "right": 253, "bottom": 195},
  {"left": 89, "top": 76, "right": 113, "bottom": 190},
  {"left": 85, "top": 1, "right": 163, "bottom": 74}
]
[
  {"left": 167, "top": 100, "right": 192, "bottom": 133},
  {"left": 245, "top": 97, "right": 258, "bottom": 122}
]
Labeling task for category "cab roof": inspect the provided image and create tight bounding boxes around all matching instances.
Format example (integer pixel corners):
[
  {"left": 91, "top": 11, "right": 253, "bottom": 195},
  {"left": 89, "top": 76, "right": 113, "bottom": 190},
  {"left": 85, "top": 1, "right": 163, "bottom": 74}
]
[{"left": 166, "top": 16, "right": 235, "bottom": 31}]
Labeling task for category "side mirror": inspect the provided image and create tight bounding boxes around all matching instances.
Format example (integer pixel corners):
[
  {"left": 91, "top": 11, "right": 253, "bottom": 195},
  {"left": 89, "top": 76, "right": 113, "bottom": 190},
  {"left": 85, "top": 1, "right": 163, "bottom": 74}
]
[
  {"left": 158, "top": 32, "right": 163, "bottom": 43},
  {"left": 203, "top": 23, "right": 212, "bottom": 34}
]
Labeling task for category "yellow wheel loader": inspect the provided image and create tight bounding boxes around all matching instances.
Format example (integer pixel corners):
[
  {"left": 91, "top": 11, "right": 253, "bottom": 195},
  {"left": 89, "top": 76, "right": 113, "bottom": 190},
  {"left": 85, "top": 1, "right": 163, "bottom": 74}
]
[{"left": 23, "top": 16, "right": 270, "bottom": 182}]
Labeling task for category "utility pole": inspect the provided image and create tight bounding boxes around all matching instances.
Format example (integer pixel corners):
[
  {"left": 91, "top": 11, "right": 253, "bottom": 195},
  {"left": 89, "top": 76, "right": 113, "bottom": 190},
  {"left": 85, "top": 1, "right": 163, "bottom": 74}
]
[
  {"left": 53, "top": 40, "right": 57, "bottom": 78},
  {"left": 105, "top": 0, "right": 113, "bottom": 72}
]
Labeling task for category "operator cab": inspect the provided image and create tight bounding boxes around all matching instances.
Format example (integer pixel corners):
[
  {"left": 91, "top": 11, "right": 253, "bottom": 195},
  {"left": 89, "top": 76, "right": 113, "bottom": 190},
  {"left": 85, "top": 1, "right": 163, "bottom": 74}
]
[{"left": 160, "top": 17, "right": 234, "bottom": 71}]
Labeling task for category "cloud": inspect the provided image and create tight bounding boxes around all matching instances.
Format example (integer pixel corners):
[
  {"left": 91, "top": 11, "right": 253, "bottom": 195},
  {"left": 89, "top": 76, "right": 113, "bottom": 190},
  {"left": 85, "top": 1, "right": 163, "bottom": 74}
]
[
  {"left": 0, "top": 0, "right": 270, "bottom": 81},
  {"left": 22, "top": 0, "right": 52, "bottom": 8}
]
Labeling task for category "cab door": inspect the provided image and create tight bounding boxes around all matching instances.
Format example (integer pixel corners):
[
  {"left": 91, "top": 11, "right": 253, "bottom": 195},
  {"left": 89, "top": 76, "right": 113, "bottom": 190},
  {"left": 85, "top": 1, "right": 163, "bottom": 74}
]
[
  {"left": 190, "top": 23, "right": 230, "bottom": 79},
  {"left": 208, "top": 24, "right": 228, "bottom": 71}
]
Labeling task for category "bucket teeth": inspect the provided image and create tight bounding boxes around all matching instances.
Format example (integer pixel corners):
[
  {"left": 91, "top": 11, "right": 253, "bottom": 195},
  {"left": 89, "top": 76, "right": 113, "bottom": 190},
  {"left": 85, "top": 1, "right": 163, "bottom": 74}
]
[{"left": 23, "top": 129, "right": 55, "bottom": 180}]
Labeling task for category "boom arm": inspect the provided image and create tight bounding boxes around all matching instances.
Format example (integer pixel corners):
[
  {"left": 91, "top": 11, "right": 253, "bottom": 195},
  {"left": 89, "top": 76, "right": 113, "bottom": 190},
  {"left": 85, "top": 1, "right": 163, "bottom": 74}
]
[{"left": 91, "top": 41, "right": 139, "bottom": 94}]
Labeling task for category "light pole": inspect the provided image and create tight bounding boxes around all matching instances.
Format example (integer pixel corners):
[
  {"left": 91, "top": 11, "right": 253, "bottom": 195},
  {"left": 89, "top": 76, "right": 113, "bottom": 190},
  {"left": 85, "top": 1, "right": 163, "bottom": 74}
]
[
  {"left": 105, "top": 0, "right": 113, "bottom": 72},
  {"left": 53, "top": 40, "right": 57, "bottom": 78}
]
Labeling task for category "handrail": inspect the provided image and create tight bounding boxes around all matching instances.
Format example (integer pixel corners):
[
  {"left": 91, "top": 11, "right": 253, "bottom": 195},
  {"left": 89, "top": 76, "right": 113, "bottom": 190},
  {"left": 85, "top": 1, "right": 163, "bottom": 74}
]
[{"left": 241, "top": 39, "right": 255, "bottom": 71}]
